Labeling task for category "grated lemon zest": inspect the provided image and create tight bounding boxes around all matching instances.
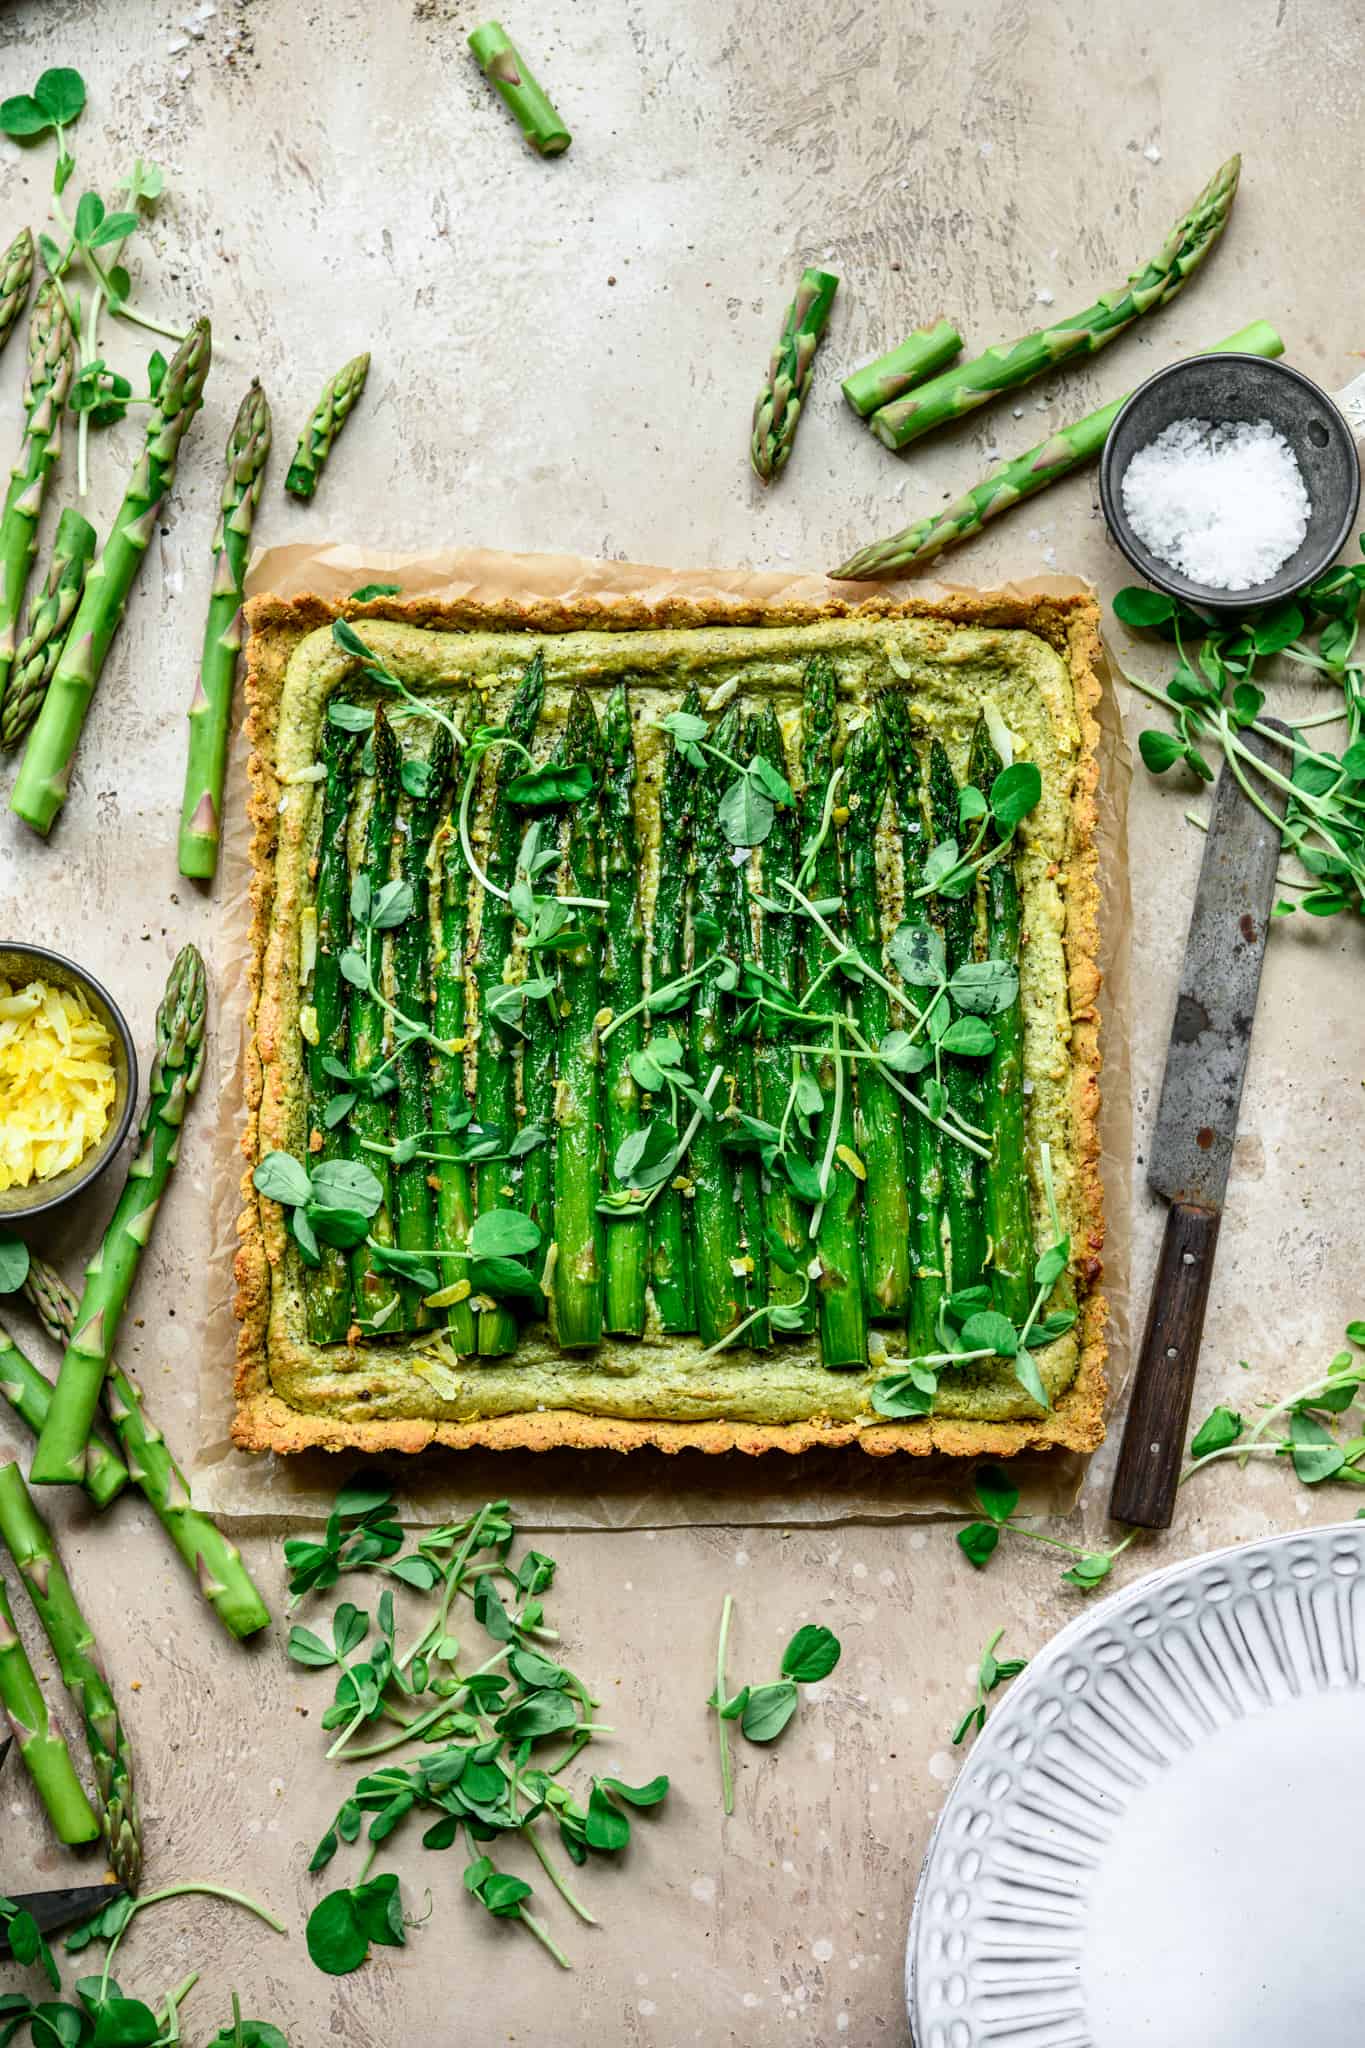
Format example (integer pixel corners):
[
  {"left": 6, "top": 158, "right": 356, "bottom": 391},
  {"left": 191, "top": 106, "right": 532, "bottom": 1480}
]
[{"left": 0, "top": 977, "right": 116, "bottom": 1190}]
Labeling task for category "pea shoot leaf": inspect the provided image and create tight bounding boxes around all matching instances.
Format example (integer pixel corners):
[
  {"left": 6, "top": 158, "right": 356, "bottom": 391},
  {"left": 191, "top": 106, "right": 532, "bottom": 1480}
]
[
  {"left": 947, "top": 959, "right": 1018, "bottom": 1015},
  {"left": 0, "top": 1233, "right": 30, "bottom": 1294},
  {"left": 1113, "top": 586, "right": 1177, "bottom": 627},
  {"left": 252, "top": 1151, "right": 313, "bottom": 1209},
  {"left": 739, "top": 1680, "right": 798, "bottom": 1744},
  {"left": 1189, "top": 1405, "right": 1243, "bottom": 1458},
  {"left": 780, "top": 1625, "right": 841, "bottom": 1683},
  {"left": 892, "top": 925, "right": 945, "bottom": 987},
  {"left": 467, "top": 1208, "right": 540, "bottom": 1260},
  {"left": 718, "top": 773, "right": 774, "bottom": 848},
  {"left": 939, "top": 1015, "right": 995, "bottom": 1057},
  {"left": 507, "top": 761, "right": 594, "bottom": 806},
  {"left": 972, "top": 1466, "right": 1019, "bottom": 1524},
  {"left": 990, "top": 761, "right": 1042, "bottom": 830},
  {"left": 956, "top": 1521, "right": 1000, "bottom": 1568},
  {"left": 871, "top": 1369, "right": 937, "bottom": 1418}
]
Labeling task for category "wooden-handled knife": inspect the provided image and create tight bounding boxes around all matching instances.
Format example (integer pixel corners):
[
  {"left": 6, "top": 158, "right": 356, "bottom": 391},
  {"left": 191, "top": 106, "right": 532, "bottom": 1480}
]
[{"left": 1110, "top": 719, "right": 1289, "bottom": 1529}]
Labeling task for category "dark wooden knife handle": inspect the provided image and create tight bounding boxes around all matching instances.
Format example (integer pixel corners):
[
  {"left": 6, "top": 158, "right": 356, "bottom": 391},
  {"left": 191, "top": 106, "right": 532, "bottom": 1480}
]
[{"left": 1109, "top": 1201, "right": 1223, "bottom": 1531}]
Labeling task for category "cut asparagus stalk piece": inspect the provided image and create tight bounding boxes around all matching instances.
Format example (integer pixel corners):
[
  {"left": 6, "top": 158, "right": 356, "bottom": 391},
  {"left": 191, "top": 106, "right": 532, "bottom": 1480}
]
[
  {"left": 345, "top": 707, "right": 402, "bottom": 1332},
  {"left": 0, "top": 1566, "right": 100, "bottom": 1847},
  {"left": 31, "top": 945, "right": 207, "bottom": 1487},
  {"left": 475, "top": 651, "right": 545, "bottom": 1357},
  {"left": 879, "top": 691, "right": 942, "bottom": 1353},
  {"left": 967, "top": 720, "right": 1036, "bottom": 1323},
  {"left": 0, "top": 1319, "right": 127, "bottom": 1509},
  {"left": 867, "top": 156, "right": 1241, "bottom": 451},
  {"left": 601, "top": 685, "right": 647, "bottom": 1336},
  {"left": 841, "top": 715, "right": 910, "bottom": 1318},
  {"left": 798, "top": 657, "right": 867, "bottom": 1368},
  {"left": 12, "top": 317, "right": 211, "bottom": 836},
  {"left": 178, "top": 378, "right": 271, "bottom": 879},
  {"left": 25, "top": 1256, "right": 271, "bottom": 1641},
  {"left": 647, "top": 689, "right": 699, "bottom": 1333},
  {"left": 468, "top": 22, "right": 571, "bottom": 157},
  {"left": 550, "top": 687, "right": 606, "bottom": 1349},
  {"left": 284, "top": 354, "right": 368, "bottom": 500},
  {"left": 0, "top": 1461, "right": 140, "bottom": 1886},
  {"left": 750, "top": 267, "right": 838, "bottom": 483},
  {"left": 833, "top": 319, "right": 1282, "bottom": 578},
  {"left": 0, "top": 506, "right": 96, "bottom": 751},
  {"left": 927, "top": 739, "right": 985, "bottom": 1296},
  {"left": 841, "top": 317, "right": 962, "bottom": 418},
  {"left": 391, "top": 725, "right": 454, "bottom": 1331}
]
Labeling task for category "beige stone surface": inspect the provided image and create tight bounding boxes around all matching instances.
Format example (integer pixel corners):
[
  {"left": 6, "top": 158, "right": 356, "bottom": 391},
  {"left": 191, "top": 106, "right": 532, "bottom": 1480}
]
[{"left": 1, "top": 1, "right": 1363, "bottom": 2041}]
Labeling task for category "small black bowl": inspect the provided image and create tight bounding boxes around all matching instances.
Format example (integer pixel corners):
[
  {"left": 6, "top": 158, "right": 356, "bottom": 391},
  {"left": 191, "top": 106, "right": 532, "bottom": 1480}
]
[
  {"left": 0, "top": 943, "right": 139, "bottom": 1221},
  {"left": 1099, "top": 354, "right": 1361, "bottom": 614}
]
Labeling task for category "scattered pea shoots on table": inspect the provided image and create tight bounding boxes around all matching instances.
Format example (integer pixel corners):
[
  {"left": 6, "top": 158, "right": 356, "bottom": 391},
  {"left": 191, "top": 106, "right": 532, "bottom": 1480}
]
[
  {"left": 287, "top": 1480, "right": 671, "bottom": 1974},
  {"left": 708, "top": 1599, "right": 842, "bottom": 1816},
  {"left": 1180, "top": 1321, "right": 1365, "bottom": 1493},
  {"left": 955, "top": 1466, "right": 1137, "bottom": 1590},
  {"left": 1116, "top": 547, "right": 1365, "bottom": 921},
  {"left": 0, "top": 1883, "right": 287, "bottom": 2047},
  {"left": 951, "top": 1630, "right": 1028, "bottom": 1746}
]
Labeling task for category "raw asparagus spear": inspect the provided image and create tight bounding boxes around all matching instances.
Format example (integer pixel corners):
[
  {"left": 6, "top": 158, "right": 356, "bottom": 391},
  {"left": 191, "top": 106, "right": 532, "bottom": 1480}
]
[
  {"left": 840, "top": 717, "right": 910, "bottom": 1317},
  {"left": 518, "top": 973, "right": 557, "bottom": 1304},
  {"left": 284, "top": 354, "right": 369, "bottom": 500},
  {"left": 834, "top": 319, "right": 1283, "bottom": 578},
  {"left": 301, "top": 718, "right": 362, "bottom": 1344},
  {"left": 750, "top": 267, "right": 838, "bottom": 483},
  {"left": 750, "top": 703, "right": 809, "bottom": 1325},
  {"left": 0, "top": 227, "right": 34, "bottom": 356},
  {"left": 177, "top": 378, "right": 271, "bottom": 880},
  {"left": 0, "top": 1461, "right": 140, "bottom": 1886},
  {"left": 346, "top": 707, "right": 403, "bottom": 1332},
  {"left": 879, "top": 692, "right": 942, "bottom": 1353},
  {"left": 648, "top": 688, "right": 699, "bottom": 1333},
  {"left": 0, "top": 282, "right": 74, "bottom": 705},
  {"left": 0, "top": 1567, "right": 99, "bottom": 1847},
  {"left": 867, "top": 156, "right": 1241, "bottom": 450},
  {"left": 601, "top": 685, "right": 647, "bottom": 1336},
  {"left": 468, "top": 22, "right": 571, "bottom": 157},
  {"left": 429, "top": 807, "right": 479, "bottom": 1356},
  {"left": 967, "top": 722, "right": 1035, "bottom": 1322},
  {"left": 840, "top": 318, "right": 962, "bottom": 418},
  {"left": 24, "top": 1257, "right": 271, "bottom": 1641},
  {"left": 724, "top": 719, "right": 769, "bottom": 1344},
  {"left": 391, "top": 724, "right": 454, "bottom": 1331},
  {"left": 927, "top": 739, "right": 984, "bottom": 1295},
  {"left": 551, "top": 687, "right": 606, "bottom": 1349},
  {"left": 0, "top": 1321, "right": 127, "bottom": 1509},
  {"left": 31, "top": 945, "right": 207, "bottom": 1487},
  {"left": 12, "top": 316, "right": 211, "bottom": 837},
  {"left": 475, "top": 651, "right": 545, "bottom": 1357},
  {"left": 798, "top": 658, "right": 867, "bottom": 1368},
  {"left": 0, "top": 507, "right": 96, "bottom": 749},
  {"left": 688, "top": 708, "right": 747, "bottom": 1348},
  {"left": 513, "top": 741, "right": 558, "bottom": 1305}
]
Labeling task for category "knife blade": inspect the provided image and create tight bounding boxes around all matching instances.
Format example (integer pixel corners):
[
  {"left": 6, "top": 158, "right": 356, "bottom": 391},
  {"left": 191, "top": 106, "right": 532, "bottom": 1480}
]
[
  {"left": 0, "top": 1884, "right": 128, "bottom": 1952},
  {"left": 1110, "top": 718, "right": 1289, "bottom": 1529}
]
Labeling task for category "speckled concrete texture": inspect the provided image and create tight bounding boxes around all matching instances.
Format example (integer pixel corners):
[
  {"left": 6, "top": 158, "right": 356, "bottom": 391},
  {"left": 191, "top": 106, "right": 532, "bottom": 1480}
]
[{"left": 1, "top": 2, "right": 1363, "bottom": 2041}]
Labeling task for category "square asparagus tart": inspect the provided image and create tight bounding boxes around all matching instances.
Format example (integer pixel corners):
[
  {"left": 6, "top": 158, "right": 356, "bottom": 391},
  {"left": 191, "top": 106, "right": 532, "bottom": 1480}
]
[{"left": 234, "top": 585, "right": 1106, "bottom": 1459}]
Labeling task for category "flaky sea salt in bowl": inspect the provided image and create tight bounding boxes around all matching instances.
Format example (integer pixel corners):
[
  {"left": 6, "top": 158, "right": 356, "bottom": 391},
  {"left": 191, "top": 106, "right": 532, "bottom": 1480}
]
[{"left": 1099, "top": 354, "right": 1359, "bottom": 614}]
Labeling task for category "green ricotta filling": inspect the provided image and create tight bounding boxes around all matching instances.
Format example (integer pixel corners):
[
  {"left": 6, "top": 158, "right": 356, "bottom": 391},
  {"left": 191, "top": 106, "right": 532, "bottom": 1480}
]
[{"left": 262, "top": 614, "right": 1086, "bottom": 1427}]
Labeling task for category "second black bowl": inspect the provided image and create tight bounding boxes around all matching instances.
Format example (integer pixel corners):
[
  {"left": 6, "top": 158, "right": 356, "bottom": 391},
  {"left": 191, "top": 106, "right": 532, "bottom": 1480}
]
[{"left": 1099, "top": 354, "right": 1360, "bottom": 614}]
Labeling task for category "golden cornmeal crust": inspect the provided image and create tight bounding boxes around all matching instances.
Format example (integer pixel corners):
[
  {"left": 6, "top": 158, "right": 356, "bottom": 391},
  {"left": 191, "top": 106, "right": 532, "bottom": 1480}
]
[{"left": 233, "top": 584, "right": 1107, "bottom": 1461}]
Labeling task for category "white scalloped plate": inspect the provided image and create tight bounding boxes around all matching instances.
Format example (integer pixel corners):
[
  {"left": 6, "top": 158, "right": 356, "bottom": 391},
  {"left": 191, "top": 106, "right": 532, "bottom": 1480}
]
[{"left": 908, "top": 1523, "right": 1365, "bottom": 2047}]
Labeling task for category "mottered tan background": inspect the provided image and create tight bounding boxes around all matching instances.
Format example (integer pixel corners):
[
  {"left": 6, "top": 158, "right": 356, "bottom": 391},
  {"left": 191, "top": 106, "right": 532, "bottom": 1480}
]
[{"left": 1, "top": 1, "right": 1363, "bottom": 2041}]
